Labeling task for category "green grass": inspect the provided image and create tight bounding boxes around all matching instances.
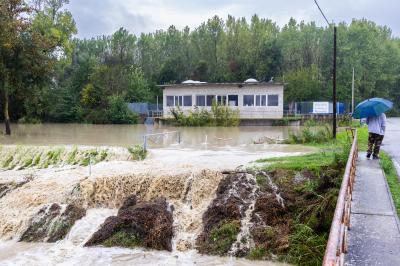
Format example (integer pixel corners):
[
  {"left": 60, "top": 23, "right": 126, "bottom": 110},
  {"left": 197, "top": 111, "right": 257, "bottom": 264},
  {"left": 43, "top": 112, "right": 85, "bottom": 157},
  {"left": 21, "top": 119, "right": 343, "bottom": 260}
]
[
  {"left": 247, "top": 247, "right": 267, "bottom": 260},
  {"left": 209, "top": 221, "right": 240, "bottom": 255},
  {"left": 380, "top": 152, "right": 400, "bottom": 216},
  {"left": 256, "top": 152, "right": 336, "bottom": 173},
  {"left": 283, "top": 224, "right": 327, "bottom": 266},
  {"left": 103, "top": 230, "right": 141, "bottom": 248}
]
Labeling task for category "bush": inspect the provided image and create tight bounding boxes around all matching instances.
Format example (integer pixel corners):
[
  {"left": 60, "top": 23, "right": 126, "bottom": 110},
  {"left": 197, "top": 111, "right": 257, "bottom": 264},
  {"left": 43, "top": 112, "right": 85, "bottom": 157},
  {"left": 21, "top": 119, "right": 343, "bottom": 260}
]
[
  {"left": 288, "top": 124, "right": 332, "bottom": 144},
  {"left": 18, "top": 117, "right": 42, "bottom": 124},
  {"left": 170, "top": 101, "right": 240, "bottom": 127},
  {"left": 127, "top": 145, "right": 147, "bottom": 161},
  {"left": 106, "top": 95, "right": 138, "bottom": 124}
]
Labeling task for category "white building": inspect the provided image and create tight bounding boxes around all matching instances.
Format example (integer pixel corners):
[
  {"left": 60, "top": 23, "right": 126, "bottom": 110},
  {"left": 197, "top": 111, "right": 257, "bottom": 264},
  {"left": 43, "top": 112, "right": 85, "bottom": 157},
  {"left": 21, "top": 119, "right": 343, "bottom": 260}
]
[{"left": 160, "top": 79, "right": 284, "bottom": 119}]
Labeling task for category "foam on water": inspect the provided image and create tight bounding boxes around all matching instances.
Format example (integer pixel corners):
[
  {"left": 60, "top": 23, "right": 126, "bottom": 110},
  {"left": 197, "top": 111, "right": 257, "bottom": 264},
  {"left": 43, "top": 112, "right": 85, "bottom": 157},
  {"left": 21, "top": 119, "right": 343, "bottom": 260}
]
[{"left": 0, "top": 241, "right": 289, "bottom": 266}]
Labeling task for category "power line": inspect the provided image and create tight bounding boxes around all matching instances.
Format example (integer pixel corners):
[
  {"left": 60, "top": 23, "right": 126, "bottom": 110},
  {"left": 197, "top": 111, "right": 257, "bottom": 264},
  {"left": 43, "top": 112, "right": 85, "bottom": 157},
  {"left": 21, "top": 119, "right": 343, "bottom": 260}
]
[{"left": 314, "top": 0, "right": 331, "bottom": 26}]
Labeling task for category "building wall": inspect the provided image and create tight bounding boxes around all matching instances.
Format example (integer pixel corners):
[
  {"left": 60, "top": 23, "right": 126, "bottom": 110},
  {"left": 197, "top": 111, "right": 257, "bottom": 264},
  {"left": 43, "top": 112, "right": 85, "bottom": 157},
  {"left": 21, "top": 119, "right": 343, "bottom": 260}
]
[{"left": 162, "top": 84, "right": 284, "bottom": 119}]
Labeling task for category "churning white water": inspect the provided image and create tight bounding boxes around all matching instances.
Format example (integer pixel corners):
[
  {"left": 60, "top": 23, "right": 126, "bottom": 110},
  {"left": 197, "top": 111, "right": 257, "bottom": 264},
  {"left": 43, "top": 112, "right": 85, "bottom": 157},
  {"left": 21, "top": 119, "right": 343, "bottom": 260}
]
[
  {"left": 0, "top": 207, "right": 288, "bottom": 266},
  {"left": 64, "top": 209, "right": 117, "bottom": 246},
  {"left": 229, "top": 174, "right": 259, "bottom": 255},
  {"left": 0, "top": 127, "right": 308, "bottom": 266}
]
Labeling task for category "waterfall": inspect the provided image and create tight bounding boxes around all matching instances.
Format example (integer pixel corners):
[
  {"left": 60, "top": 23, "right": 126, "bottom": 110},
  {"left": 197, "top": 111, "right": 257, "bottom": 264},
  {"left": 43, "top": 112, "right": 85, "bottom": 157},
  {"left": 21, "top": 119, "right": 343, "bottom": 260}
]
[
  {"left": 229, "top": 173, "right": 260, "bottom": 255},
  {"left": 64, "top": 209, "right": 117, "bottom": 246}
]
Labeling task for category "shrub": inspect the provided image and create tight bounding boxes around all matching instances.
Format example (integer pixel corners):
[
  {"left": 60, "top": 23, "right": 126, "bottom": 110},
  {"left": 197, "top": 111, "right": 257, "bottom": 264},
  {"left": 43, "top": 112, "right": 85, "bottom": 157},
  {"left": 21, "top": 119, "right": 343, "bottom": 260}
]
[
  {"left": 18, "top": 117, "right": 42, "bottom": 124},
  {"left": 170, "top": 102, "right": 240, "bottom": 127},
  {"left": 288, "top": 124, "right": 332, "bottom": 144},
  {"left": 106, "top": 95, "right": 138, "bottom": 124},
  {"left": 127, "top": 145, "right": 147, "bottom": 161}
]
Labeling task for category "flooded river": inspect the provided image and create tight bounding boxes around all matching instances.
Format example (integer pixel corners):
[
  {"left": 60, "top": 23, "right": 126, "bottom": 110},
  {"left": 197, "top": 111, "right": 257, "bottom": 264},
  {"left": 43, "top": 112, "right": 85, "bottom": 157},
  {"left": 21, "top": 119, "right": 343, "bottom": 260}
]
[
  {"left": 0, "top": 123, "right": 302, "bottom": 266},
  {"left": 0, "top": 123, "right": 299, "bottom": 150}
]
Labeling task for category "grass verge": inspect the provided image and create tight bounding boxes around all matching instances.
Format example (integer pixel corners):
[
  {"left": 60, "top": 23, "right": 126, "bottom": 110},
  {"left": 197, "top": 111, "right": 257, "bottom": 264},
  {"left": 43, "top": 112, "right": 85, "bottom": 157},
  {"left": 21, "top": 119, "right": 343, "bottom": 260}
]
[{"left": 380, "top": 152, "right": 400, "bottom": 216}]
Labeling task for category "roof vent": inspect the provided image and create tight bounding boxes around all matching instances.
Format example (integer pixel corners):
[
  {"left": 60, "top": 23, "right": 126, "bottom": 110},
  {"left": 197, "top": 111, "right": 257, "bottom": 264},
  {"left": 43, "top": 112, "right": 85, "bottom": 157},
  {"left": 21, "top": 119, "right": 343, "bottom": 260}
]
[
  {"left": 244, "top": 78, "right": 258, "bottom": 83},
  {"left": 182, "top": 80, "right": 196, "bottom": 84},
  {"left": 182, "top": 80, "right": 207, "bottom": 84}
]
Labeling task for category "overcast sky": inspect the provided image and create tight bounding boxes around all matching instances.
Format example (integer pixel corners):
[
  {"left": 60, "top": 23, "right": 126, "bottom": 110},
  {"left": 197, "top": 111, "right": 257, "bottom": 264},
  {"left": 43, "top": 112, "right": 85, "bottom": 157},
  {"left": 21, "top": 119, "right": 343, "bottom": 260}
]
[{"left": 67, "top": 0, "right": 399, "bottom": 39}]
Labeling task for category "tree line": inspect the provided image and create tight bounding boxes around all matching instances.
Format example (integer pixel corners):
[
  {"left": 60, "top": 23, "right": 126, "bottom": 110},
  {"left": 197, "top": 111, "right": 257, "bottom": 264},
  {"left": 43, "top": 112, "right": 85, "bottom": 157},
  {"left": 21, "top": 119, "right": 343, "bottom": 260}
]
[{"left": 1, "top": 0, "right": 400, "bottom": 133}]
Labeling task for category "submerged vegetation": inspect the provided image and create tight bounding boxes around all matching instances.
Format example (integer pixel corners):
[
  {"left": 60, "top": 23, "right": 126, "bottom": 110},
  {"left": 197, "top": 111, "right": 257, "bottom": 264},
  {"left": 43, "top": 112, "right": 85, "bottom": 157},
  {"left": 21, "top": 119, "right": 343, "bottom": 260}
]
[
  {"left": 209, "top": 221, "right": 241, "bottom": 255},
  {"left": 103, "top": 230, "right": 141, "bottom": 248},
  {"left": 170, "top": 103, "right": 240, "bottom": 127},
  {"left": 0, "top": 145, "right": 127, "bottom": 170},
  {"left": 127, "top": 145, "right": 148, "bottom": 161}
]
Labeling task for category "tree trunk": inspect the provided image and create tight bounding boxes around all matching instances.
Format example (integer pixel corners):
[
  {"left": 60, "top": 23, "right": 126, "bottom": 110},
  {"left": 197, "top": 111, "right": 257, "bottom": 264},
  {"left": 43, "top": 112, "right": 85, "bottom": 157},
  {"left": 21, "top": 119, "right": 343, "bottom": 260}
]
[{"left": 4, "top": 90, "right": 11, "bottom": 135}]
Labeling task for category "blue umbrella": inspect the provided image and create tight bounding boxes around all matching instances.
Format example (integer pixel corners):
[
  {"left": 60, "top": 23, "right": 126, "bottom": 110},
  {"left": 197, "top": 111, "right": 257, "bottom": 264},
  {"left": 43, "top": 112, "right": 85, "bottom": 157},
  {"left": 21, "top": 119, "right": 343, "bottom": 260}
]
[{"left": 352, "top": 98, "right": 393, "bottom": 119}]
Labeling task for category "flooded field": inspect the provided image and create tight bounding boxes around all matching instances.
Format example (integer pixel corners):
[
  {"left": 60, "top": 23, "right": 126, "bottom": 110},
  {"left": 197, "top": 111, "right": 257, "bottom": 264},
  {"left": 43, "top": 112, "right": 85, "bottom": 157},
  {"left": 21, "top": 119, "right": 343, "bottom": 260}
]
[{"left": 0, "top": 123, "right": 299, "bottom": 150}]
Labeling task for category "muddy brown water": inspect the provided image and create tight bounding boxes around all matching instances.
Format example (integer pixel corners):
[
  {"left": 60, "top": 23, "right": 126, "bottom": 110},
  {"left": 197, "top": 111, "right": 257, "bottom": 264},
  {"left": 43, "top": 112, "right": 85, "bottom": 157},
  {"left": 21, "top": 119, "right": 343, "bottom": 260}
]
[
  {"left": 0, "top": 123, "right": 299, "bottom": 150},
  {"left": 0, "top": 123, "right": 301, "bottom": 265}
]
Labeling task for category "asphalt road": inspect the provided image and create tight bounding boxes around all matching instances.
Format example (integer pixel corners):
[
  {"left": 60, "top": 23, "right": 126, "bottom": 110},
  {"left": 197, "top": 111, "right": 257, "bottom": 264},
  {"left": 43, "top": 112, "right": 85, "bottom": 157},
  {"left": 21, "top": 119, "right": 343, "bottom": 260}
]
[{"left": 383, "top": 117, "right": 400, "bottom": 172}]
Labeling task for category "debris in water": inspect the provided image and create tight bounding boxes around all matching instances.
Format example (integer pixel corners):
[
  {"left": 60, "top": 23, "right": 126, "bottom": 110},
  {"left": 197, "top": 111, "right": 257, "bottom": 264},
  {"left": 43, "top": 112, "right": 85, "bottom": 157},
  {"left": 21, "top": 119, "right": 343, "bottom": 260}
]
[
  {"left": 85, "top": 195, "right": 173, "bottom": 251},
  {"left": 20, "top": 203, "right": 86, "bottom": 243}
]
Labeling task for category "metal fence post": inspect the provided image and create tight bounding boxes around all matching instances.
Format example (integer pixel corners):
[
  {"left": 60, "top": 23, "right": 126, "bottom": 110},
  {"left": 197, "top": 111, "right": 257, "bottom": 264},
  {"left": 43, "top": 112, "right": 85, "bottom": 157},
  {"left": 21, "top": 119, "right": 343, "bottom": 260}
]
[
  {"left": 89, "top": 154, "right": 92, "bottom": 176},
  {"left": 143, "top": 135, "right": 147, "bottom": 151}
]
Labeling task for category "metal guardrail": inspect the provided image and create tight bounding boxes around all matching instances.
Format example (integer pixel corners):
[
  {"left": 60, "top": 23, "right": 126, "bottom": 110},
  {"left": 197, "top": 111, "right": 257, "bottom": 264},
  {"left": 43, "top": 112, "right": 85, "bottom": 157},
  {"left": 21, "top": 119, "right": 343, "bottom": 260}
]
[{"left": 323, "top": 128, "right": 358, "bottom": 266}]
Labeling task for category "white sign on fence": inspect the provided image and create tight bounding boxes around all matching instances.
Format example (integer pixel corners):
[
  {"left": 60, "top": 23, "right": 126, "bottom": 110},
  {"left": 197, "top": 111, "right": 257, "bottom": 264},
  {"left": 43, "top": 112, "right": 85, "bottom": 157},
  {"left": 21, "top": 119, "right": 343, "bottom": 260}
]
[{"left": 313, "top": 102, "right": 330, "bottom": 114}]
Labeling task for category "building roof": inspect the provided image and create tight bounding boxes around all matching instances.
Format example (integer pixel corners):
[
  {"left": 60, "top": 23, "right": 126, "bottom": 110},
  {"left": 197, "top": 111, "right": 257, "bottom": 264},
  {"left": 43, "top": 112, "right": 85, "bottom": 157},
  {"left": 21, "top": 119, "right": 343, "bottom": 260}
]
[{"left": 158, "top": 82, "right": 284, "bottom": 88}]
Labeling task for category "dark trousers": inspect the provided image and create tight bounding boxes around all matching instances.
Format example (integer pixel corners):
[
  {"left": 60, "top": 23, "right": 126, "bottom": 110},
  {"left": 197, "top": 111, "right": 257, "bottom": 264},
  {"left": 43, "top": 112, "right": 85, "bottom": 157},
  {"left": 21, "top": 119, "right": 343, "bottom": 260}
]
[{"left": 367, "top": 133, "right": 384, "bottom": 156}]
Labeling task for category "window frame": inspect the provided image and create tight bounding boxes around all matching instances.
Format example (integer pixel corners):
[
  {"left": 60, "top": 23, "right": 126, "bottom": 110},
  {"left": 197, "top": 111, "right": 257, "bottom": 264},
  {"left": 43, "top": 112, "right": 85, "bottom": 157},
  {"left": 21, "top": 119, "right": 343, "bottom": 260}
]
[
  {"left": 243, "top": 95, "right": 255, "bottom": 107},
  {"left": 228, "top": 95, "right": 239, "bottom": 107},
  {"left": 166, "top": 96, "right": 174, "bottom": 107},
  {"left": 256, "top": 95, "right": 267, "bottom": 107},
  {"left": 196, "top": 95, "right": 206, "bottom": 107},
  {"left": 206, "top": 95, "right": 216, "bottom": 107},
  {"left": 183, "top": 95, "right": 192, "bottom": 107},
  {"left": 268, "top": 94, "right": 279, "bottom": 107}
]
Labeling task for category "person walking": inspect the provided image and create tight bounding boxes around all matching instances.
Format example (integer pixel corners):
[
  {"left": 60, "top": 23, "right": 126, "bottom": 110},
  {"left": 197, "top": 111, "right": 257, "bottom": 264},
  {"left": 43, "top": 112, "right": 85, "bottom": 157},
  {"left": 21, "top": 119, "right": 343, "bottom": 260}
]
[{"left": 366, "top": 113, "right": 386, "bottom": 159}]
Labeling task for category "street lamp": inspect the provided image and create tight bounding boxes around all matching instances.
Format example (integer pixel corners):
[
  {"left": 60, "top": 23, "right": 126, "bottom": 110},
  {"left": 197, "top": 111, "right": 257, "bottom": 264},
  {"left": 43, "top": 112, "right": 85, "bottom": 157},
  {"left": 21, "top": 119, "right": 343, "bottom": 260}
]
[{"left": 314, "top": 0, "right": 337, "bottom": 138}]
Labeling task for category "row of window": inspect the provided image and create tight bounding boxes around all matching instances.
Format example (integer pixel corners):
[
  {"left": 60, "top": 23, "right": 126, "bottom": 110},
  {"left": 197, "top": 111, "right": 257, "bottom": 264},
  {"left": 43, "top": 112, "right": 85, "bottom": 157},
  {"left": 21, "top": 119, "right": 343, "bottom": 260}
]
[{"left": 166, "top": 94, "right": 279, "bottom": 107}]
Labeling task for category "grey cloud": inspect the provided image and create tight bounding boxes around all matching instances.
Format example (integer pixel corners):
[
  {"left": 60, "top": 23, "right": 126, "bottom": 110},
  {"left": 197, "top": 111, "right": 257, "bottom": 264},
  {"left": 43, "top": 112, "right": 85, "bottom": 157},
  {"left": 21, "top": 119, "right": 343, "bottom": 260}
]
[{"left": 67, "top": 0, "right": 400, "bottom": 38}]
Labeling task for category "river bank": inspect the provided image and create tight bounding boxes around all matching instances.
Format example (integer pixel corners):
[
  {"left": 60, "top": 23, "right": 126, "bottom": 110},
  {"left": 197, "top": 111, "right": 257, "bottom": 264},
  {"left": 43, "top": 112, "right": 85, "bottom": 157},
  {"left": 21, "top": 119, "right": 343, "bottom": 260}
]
[
  {"left": 0, "top": 139, "right": 318, "bottom": 265},
  {"left": 0, "top": 123, "right": 358, "bottom": 265}
]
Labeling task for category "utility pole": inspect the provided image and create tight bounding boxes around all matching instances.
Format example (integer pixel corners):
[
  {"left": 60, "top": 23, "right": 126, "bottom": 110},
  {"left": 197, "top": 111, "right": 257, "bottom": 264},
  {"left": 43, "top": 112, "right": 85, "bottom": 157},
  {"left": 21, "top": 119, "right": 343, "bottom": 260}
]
[
  {"left": 314, "top": 0, "right": 337, "bottom": 139},
  {"left": 352, "top": 67, "right": 355, "bottom": 113},
  {"left": 333, "top": 26, "right": 337, "bottom": 138}
]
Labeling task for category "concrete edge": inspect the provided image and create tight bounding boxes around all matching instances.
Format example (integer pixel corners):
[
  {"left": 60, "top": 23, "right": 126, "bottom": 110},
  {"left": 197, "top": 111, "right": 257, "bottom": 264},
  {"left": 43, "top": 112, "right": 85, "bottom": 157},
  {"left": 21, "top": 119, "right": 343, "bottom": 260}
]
[{"left": 380, "top": 159, "right": 400, "bottom": 234}]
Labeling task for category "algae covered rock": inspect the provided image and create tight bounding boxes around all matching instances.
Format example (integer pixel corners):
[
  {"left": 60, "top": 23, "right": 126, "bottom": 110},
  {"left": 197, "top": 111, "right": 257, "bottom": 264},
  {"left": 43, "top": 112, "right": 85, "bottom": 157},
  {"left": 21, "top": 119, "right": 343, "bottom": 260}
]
[
  {"left": 20, "top": 203, "right": 86, "bottom": 242},
  {"left": 85, "top": 195, "right": 173, "bottom": 251}
]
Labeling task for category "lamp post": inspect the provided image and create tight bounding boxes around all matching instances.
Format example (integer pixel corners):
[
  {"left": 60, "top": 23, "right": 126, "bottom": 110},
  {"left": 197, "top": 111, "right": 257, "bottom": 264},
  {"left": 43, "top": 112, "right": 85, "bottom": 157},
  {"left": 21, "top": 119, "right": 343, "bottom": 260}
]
[{"left": 314, "top": 0, "right": 337, "bottom": 138}]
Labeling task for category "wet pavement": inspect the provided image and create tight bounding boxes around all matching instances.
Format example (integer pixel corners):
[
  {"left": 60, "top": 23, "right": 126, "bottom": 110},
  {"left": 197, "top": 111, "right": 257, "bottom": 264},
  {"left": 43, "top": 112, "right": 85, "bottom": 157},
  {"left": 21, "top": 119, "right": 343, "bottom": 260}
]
[{"left": 346, "top": 118, "right": 400, "bottom": 266}]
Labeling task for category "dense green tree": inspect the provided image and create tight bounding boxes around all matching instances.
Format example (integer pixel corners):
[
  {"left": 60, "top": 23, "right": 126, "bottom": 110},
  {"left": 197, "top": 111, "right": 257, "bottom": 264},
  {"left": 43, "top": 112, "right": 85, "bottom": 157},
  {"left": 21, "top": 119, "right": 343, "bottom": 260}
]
[{"left": 2, "top": 8, "right": 400, "bottom": 127}]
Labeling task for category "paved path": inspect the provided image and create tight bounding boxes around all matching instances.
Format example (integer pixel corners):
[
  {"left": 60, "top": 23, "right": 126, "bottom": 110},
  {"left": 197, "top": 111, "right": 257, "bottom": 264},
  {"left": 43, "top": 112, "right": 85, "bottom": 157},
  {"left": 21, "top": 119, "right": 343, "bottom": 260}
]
[{"left": 346, "top": 150, "right": 400, "bottom": 265}]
